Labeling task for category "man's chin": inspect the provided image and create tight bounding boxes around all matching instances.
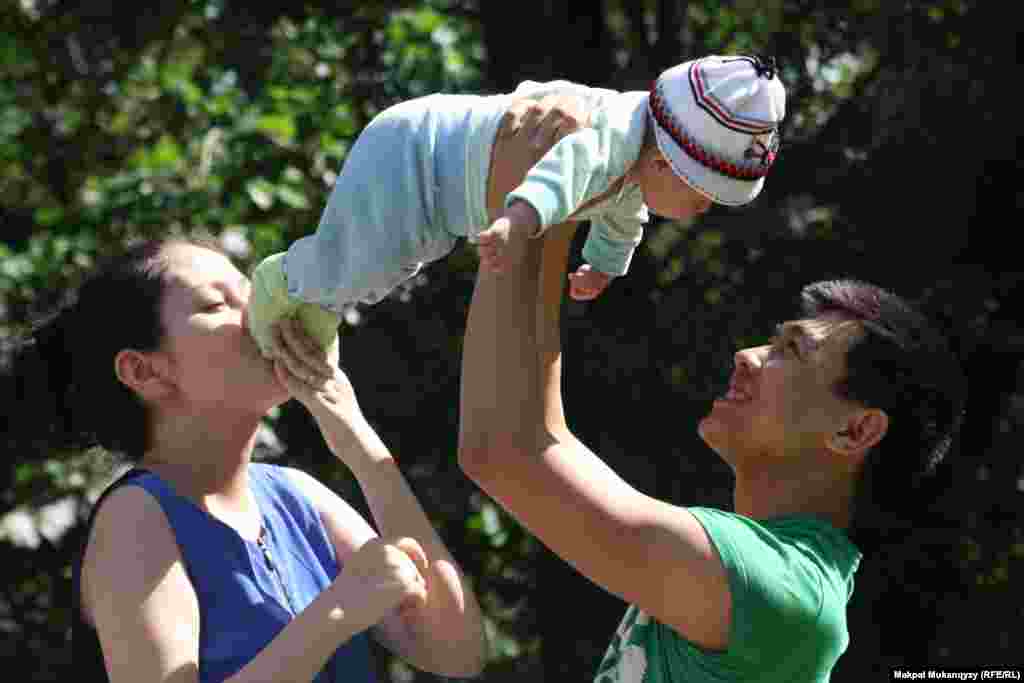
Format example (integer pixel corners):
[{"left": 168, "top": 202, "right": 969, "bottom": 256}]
[
  {"left": 697, "top": 414, "right": 723, "bottom": 449},
  {"left": 697, "top": 413, "right": 745, "bottom": 464}
]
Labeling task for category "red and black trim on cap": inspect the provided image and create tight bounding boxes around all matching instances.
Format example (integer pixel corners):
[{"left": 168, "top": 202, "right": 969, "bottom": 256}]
[
  {"left": 690, "top": 56, "right": 779, "bottom": 135},
  {"left": 649, "top": 83, "right": 777, "bottom": 182}
]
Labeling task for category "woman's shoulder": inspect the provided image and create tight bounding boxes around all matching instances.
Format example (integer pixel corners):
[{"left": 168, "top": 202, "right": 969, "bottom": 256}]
[
  {"left": 89, "top": 471, "right": 168, "bottom": 536},
  {"left": 87, "top": 476, "right": 178, "bottom": 559},
  {"left": 81, "top": 477, "right": 184, "bottom": 616}
]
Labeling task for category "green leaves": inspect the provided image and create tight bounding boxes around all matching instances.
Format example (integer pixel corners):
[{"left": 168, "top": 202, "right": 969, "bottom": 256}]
[
  {"left": 246, "top": 178, "right": 277, "bottom": 210},
  {"left": 255, "top": 113, "right": 297, "bottom": 145},
  {"left": 245, "top": 177, "right": 310, "bottom": 211},
  {"left": 467, "top": 500, "right": 510, "bottom": 548},
  {"left": 130, "top": 134, "right": 186, "bottom": 172}
]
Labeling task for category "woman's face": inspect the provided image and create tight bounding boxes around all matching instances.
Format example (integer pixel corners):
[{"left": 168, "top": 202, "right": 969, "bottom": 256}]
[{"left": 155, "top": 243, "right": 287, "bottom": 412}]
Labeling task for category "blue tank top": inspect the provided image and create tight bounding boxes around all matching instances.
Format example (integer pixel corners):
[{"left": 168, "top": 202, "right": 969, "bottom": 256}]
[{"left": 71, "top": 464, "right": 377, "bottom": 683}]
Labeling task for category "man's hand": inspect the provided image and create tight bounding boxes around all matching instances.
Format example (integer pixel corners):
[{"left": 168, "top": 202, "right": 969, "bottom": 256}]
[
  {"left": 483, "top": 92, "right": 591, "bottom": 230},
  {"left": 567, "top": 263, "right": 612, "bottom": 301},
  {"left": 502, "top": 94, "right": 591, "bottom": 158}
]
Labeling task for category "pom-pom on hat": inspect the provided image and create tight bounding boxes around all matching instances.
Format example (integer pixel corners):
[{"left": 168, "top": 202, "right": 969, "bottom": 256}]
[{"left": 649, "top": 55, "right": 786, "bottom": 206}]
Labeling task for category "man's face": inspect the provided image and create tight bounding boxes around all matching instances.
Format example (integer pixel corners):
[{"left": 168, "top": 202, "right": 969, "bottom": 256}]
[{"left": 698, "top": 313, "right": 863, "bottom": 466}]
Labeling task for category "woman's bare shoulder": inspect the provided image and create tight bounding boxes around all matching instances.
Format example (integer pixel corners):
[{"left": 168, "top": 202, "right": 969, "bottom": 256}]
[{"left": 81, "top": 483, "right": 185, "bottom": 619}]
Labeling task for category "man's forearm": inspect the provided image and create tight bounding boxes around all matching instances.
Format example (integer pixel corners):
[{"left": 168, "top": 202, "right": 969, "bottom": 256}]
[
  {"left": 535, "top": 223, "right": 577, "bottom": 438},
  {"left": 460, "top": 220, "right": 545, "bottom": 459},
  {"left": 504, "top": 198, "right": 542, "bottom": 238}
]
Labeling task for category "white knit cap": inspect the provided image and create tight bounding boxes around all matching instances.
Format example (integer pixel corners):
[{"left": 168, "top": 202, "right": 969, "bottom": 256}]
[{"left": 648, "top": 55, "right": 786, "bottom": 206}]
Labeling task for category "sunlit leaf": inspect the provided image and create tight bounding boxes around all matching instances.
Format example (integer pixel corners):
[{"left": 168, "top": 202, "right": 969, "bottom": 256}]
[
  {"left": 33, "top": 206, "right": 64, "bottom": 227},
  {"left": 276, "top": 185, "right": 309, "bottom": 209},
  {"left": 256, "top": 114, "right": 296, "bottom": 144},
  {"left": 246, "top": 178, "right": 276, "bottom": 209}
]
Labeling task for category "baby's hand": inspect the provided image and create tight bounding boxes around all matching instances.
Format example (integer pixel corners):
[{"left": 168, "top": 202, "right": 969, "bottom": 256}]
[
  {"left": 476, "top": 217, "right": 512, "bottom": 273},
  {"left": 477, "top": 200, "right": 541, "bottom": 274},
  {"left": 568, "top": 264, "right": 611, "bottom": 301}
]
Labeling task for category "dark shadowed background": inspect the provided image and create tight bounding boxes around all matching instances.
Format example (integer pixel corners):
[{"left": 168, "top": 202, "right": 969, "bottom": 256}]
[{"left": 0, "top": 1, "right": 1019, "bottom": 680}]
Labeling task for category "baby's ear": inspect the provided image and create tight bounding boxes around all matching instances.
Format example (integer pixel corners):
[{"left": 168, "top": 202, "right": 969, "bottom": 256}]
[{"left": 652, "top": 155, "right": 673, "bottom": 172}]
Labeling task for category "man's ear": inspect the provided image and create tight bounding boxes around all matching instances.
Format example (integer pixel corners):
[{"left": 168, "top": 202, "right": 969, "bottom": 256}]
[
  {"left": 828, "top": 408, "right": 889, "bottom": 460},
  {"left": 114, "top": 350, "right": 174, "bottom": 401}
]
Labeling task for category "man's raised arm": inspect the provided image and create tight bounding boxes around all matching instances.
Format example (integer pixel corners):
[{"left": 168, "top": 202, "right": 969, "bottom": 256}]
[{"left": 458, "top": 221, "right": 734, "bottom": 652}]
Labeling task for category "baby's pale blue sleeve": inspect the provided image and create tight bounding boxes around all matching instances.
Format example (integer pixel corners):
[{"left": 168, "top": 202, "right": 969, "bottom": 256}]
[
  {"left": 505, "top": 127, "right": 612, "bottom": 231},
  {"left": 505, "top": 87, "right": 644, "bottom": 238},
  {"left": 582, "top": 214, "right": 644, "bottom": 277},
  {"left": 512, "top": 80, "right": 620, "bottom": 110}
]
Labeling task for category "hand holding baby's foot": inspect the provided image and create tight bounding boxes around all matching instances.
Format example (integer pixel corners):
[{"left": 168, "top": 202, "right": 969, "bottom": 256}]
[
  {"left": 568, "top": 264, "right": 611, "bottom": 301},
  {"left": 477, "top": 217, "right": 512, "bottom": 273}
]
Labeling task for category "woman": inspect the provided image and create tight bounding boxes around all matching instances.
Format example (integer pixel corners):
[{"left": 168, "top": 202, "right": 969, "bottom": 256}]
[{"left": 15, "top": 237, "right": 485, "bottom": 681}]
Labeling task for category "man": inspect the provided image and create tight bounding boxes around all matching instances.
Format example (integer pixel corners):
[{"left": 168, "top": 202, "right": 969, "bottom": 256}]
[{"left": 457, "top": 218, "right": 965, "bottom": 681}]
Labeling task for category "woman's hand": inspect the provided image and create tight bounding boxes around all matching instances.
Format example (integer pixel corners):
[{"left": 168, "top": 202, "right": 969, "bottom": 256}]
[
  {"left": 331, "top": 536, "right": 429, "bottom": 637},
  {"left": 271, "top": 316, "right": 393, "bottom": 469},
  {"left": 271, "top": 317, "right": 355, "bottom": 415}
]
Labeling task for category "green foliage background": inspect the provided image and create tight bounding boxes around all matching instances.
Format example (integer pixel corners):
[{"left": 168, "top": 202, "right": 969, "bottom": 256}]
[{"left": 0, "top": 1, "right": 1019, "bottom": 680}]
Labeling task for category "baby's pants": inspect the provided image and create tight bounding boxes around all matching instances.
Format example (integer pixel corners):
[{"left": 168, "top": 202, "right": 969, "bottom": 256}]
[
  {"left": 283, "top": 94, "right": 584, "bottom": 310},
  {"left": 284, "top": 97, "right": 467, "bottom": 309}
]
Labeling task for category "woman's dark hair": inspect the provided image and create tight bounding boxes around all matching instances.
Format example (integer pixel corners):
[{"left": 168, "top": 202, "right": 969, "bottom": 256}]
[
  {"left": 3, "top": 237, "right": 225, "bottom": 461},
  {"left": 800, "top": 279, "right": 967, "bottom": 552}
]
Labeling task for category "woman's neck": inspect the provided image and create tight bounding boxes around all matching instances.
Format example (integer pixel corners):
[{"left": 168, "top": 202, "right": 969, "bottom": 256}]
[{"left": 142, "top": 410, "right": 264, "bottom": 500}]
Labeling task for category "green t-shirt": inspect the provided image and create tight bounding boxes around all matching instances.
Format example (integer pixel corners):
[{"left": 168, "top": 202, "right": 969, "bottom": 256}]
[{"left": 593, "top": 507, "right": 862, "bottom": 682}]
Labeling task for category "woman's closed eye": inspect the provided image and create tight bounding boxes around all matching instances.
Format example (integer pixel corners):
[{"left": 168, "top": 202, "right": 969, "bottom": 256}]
[
  {"left": 199, "top": 278, "right": 248, "bottom": 312},
  {"left": 203, "top": 300, "right": 227, "bottom": 312}
]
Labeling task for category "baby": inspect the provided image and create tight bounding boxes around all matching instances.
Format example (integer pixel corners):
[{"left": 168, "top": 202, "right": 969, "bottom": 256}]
[{"left": 247, "top": 55, "right": 786, "bottom": 355}]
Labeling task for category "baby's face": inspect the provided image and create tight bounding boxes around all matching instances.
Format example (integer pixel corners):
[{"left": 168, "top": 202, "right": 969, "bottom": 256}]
[{"left": 638, "top": 155, "right": 712, "bottom": 220}]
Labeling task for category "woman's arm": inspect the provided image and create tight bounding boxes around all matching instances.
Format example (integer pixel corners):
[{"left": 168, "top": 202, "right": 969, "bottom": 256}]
[
  {"left": 83, "top": 484, "right": 400, "bottom": 683},
  {"left": 272, "top": 320, "right": 487, "bottom": 678}
]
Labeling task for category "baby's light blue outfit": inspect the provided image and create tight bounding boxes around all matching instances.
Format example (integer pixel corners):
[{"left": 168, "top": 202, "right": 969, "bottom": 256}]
[{"left": 283, "top": 81, "right": 651, "bottom": 311}]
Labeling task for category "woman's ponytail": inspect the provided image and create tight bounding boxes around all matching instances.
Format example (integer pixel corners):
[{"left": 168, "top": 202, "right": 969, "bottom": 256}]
[{"left": 2, "top": 238, "right": 213, "bottom": 461}]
